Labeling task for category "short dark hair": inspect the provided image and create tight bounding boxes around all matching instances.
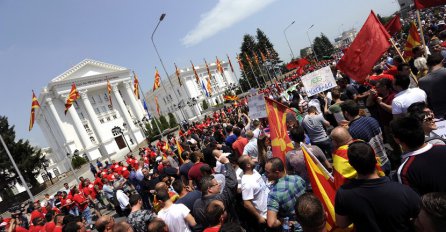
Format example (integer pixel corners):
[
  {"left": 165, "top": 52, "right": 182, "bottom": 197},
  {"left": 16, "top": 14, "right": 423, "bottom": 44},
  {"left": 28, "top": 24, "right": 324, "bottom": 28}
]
[
  {"left": 267, "top": 157, "right": 284, "bottom": 172},
  {"left": 225, "top": 125, "right": 233, "bottom": 134},
  {"left": 238, "top": 155, "right": 250, "bottom": 171},
  {"left": 200, "top": 176, "right": 215, "bottom": 195},
  {"left": 412, "top": 45, "right": 422, "bottom": 54},
  {"left": 340, "top": 100, "right": 359, "bottom": 117},
  {"left": 407, "top": 102, "right": 428, "bottom": 123},
  {"left": 219, "top": 222, "right": 245, "bottom": 232},
  {"left": 171, "top": 179, "right": 184, "bottom": 194},
  {"left": 347, "top": 141, "right": 376, "bottom": 175},
  {"left": 62, "top": 215, "right": 82, "bottom": 225},
  {"left": 390, "top": 116, "right": 425, "bottom": 150},
  {"left": 290, "top": 126, "right": 306, "bottom": 143},
  {"left": 62, "top": 222, "right": 80, "bottom": 232},
  {"left": 45, "top": 210, "right": 54, "bottom": 222},
  {"left": 200, "top": 164, "right": 213, "bottom": 177},
  {"left": 233, "top": 127, "right": 242, "bottom": 137},
  {"left": 148, "top": 218, "right": 167, "bottom": 232},
  {"left": 156, "top": 189, "right": 170, "bottom": 202},
  {"left": 376, "top": 77, "right": 393, "bottom": 90},
  {"left": 397, "top": 63, "right": 410, "bottom": 72},
  {"left": 189, "top": 151, "right": 203, "bottom": 163},
  {"left": 427, "top": 52, "right": 444, "bottom": 67},
  {"left": 394, "top": 74, "right": 410, "bottom": 90},
  {"left": 129, "top": 194, "right": 141, "bottom": 207},
  {"left": 295, "top": 193, "right": 326, "bottom": 231},
  {"left": 308, "top": 106, "right": 318, "bottom": 114},
  {"left": 420, "top": 192, "right": 446, "bottom": 231},
  {"left": 205, "top": 200, "right": 225, "bottom": 226}
]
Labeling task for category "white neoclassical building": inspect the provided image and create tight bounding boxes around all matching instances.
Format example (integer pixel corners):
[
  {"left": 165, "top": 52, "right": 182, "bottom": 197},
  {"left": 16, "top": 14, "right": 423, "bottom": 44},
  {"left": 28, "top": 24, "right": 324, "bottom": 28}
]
[
  {"left": 145, "top": 61, "right": 239, "bottom": 121},
  {"left": 36, "top": 59, "right": 147, "bottom": 169}
]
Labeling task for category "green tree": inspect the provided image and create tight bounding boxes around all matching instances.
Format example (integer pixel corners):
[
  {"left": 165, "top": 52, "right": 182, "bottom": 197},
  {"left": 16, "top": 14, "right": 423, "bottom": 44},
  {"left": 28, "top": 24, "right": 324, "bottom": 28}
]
[
  {"left": 313, "top": 33, "right": 334, "bottom": 60},
  {"left": 256, "top": 28, "right": 282, "bottom": 77},
  {"left": 159, "top": 115, "right": 169, "bottom": 131},
  {"left": 0, "top": 116, "right": 46, "bottom": 199},
  {"left": 71, "top": 155, "right": 87, "bottom": 169},
  {"left": 240, "top": 34, "right": 263, "bottom": 88},
  {"left": 144, "top": 122, "right": 153, "bottom": 137},
  {"left": 168, "top": 113, "right": 178, "bottom": 128},
  {"left": 202, "top": 100, "right": 209, "bottom": 110},
  {"left": 150, "top": 119, "right": 160, "bottom": 136}
]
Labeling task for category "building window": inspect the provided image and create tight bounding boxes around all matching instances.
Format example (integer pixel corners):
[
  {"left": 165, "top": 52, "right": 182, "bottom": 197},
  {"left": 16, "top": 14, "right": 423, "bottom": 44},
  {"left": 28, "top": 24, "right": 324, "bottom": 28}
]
[
  {"left": 83, "top": 124, "right": 90, "bottom": 130},
  {"left": 104, "top": 93, "right": 109, "bottom": 101},
  {"left": 53, "top": 168, "right": 60, "bottom": 177},
  {"left": 177, "top": 89, "right": 181, "bottom": 96},
  {"left": 112, "top": 130, "right": 120, "bottom": 136},
  {"left": 90, "top": 96, "right": 96, "bottom": 104},
  {"left": 100, "top": 119, "right": 104, "bottom": 123},
  {"left": 82, "top": 154, "right": 89, "bottom": 161},
  {"left": 101, "top": 106, "right": 107, "bottom": 112},
  {"left": 79, "top": 112, "right": 85, "bottom": 119},
  {"left": 90, "top": 136, "right": 96, "bottom": 143},
  {"left": 108, "top": 105, "right": 112, "bottom": 110},
  {"left": 106, "top": 117, "right": 111, "bottom": 121},
  {"left": 95, "top": 107, "right": 101, "bottom": 114},
  {"left": 41, "top": 173, "right": 49, "bottom": 182},
  {"left": 97, "top": 95, "right": 103, "bottom": 103},
  {"left": 113, "top": 115, "right": 117, "bottom": 119}
]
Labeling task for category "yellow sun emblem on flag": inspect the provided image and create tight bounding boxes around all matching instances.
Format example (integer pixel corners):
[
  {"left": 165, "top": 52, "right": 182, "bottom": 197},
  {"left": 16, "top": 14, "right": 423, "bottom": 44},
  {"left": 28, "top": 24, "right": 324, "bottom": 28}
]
[{"left": 267, "top": 101, "right": 294, "bottom": 152}]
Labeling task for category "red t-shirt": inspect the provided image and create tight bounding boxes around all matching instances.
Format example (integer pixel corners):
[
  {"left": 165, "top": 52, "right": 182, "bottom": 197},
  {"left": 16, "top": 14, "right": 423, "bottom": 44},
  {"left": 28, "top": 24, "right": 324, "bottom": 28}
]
[
  {"left": 53, "top": 226, "right": 62, "bottom": 232},
  {"left": 204, "top": 226, "right": 221, "bottom": 232},
  {"left": 188, "top": 162, "right": 206, "bottom": 183},
  {"left": 121, "top": 167, "right": 130, "bottom": 179},
  {"left": 232, "top": 137, "right": 249, "bottom": 157},
  {"left": 369, "top": 73, "right": 394, "bottom": 82},
  {"left": 73, "top": 193, "right": 88, "bottom": 211},
  {"left": 29, "top": 210, "right": 44, "bottom": 225},
  {"left": 29, "top": 225, "right": 44, "bottom": 232},
  {"left": 13, "top": 226, "right": 29, "bottom": 232},
  {"left": 45, "top": 222, "right": 56, "bottom": 232},
  {"left": 94, "top": 177, "right": 103, "bottom": 190},
  {"left": 83, "top": 183, "right": 97, "bottom": 200}
]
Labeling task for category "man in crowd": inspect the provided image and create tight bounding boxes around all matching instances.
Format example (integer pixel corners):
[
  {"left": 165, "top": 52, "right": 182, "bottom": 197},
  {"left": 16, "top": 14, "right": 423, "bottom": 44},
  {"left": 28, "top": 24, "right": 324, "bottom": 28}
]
[
  {"left": 203, "top": 200, "right": 227, "bottom": 232},
  {"left": 414, "top": 192, "right": 446, "bottom": 232},
  {"left": 301, "top": 106, "right": 332, "bottom": 158},
  {"left": 419, "top": 52, "right": 446, "bottom": 118},
  {"left": 335, "top": 141, "right": 420, "bottom": 231},
  {"left": 127, "top": 194, "right": 156, "bottom": 232},
  {"left": 172, "top": 179, "right": 201, "bottom": 211},
  {"left": 392, "top": 74, "right": 427, "bottom": 117},
  {"left": 242, "top": 131, "right": 258, "bottom": 160},
  {"left": 231, "top": 127, "right": 248, "bottom": 158},
  {"left": 156, "top": 189, "right": 196, "bottom": 232},
  {"left": 295, "top": 193, "right": 327, "bottom": 232}
]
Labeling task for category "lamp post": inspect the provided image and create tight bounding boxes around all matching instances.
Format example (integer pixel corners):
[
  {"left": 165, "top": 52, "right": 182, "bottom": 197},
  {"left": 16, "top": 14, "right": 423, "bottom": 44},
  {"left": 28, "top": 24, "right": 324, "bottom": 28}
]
[
  {"left": 112, "top": 126, "right": 132, "bottom": 154},
  {"left": 306, "top": 24, "right": 319, "bottom": 62},
  {"left": 284, "top": 21, "right": 296, "bottom": 60},
  {"left": 151, "top": 13, "right": 187, "bottom": 121}
]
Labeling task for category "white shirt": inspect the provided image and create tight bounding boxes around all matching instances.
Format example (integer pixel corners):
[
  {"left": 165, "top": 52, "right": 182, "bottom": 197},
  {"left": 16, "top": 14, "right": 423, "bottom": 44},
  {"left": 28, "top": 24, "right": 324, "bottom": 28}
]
[
  {"left": 253, "top": 128, "right": 262, "bottom": 139},
  {"left": 116, "top": 189, "right": 129, "bottom": 210},
  {"left": 241, "top": 171, "right": 269, "bottom": 218},
  {"left": 392, "top": 88, "right": 427, "bottom": 115},
  {"left": 157, "top": 203, "right": 191, "bottom": 232},
  {"left": 243, "top": 138, "right": 258, "bottom": 158}
]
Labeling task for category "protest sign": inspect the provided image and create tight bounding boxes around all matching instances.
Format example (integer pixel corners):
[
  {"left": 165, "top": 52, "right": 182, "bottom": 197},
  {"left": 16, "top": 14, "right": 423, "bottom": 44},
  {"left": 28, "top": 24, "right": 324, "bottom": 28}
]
[
  {"left": 301, "top": 66, "right": 337, "bottom": 97},
  {"left": 248, "top": 94, "right": 267, "bottom": 119}
]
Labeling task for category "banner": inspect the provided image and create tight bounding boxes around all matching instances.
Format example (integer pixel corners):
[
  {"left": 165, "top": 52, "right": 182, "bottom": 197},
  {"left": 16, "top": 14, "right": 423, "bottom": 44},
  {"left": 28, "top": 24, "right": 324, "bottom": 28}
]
[
  {"left": 248, "top": 94, "right": 267, "bottom": 119},
  {"left": 301, "top": 66, "right": 337, "bottom": 97}
]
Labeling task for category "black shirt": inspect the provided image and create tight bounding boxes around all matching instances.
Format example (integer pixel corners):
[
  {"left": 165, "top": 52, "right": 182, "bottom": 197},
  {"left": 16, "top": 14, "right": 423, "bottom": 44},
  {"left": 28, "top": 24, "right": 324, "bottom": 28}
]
[{"left": 335, "top": 177, "right": 420, "bottom": 232}]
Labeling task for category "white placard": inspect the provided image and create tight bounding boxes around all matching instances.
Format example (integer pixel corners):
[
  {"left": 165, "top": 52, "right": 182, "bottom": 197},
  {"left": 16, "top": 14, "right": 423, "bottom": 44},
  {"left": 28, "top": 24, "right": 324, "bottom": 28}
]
[
  {"left": 433, "top": 119, "right": 446, "bottom": 139},
  {"left": 248, "top": 94, "right": 267, "bottom": 119},
  {"left": 301, "top": 66, "right": 337, "bottom": 97}
]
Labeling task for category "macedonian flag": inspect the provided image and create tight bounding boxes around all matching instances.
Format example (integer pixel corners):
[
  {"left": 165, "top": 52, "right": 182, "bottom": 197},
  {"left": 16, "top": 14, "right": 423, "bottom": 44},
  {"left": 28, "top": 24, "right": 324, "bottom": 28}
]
[
  {"left": 155, "top": 96, "right": 160, "bottom": 116},
  {"left": 191, "top": 61, "right": 200, "bottom": 84},
  {"left": 153, "top": 68, "right": 161, "bottom": 91},
  {"left": 107, "top": 80, "right": 113, "bottom": 107},
  {"left": 265, "top": 97, "right": 294, "bottom": 164},
  {"left": 174, "top": 63, "right": 182, "bottom": 86},
  {"left": 403, "top": 22, "right": 421, "bottom": 59},
  {"left": 29, "top": 91, "right": 40, "bottom": 131},
  {"left": 237, "top": 54, "right": 244, "bottom": 71},
  {"left": 133, "top": 72, "right": 140, "bottom": 99},
  {"left": 216, "top": 57, "right": 224, "bottom": 74},
  {"left": 226, "top": 54, "right": 235, "bottom": 73},
  {"left": 65, "top": 83, "right": 80, "bottom": 115}
]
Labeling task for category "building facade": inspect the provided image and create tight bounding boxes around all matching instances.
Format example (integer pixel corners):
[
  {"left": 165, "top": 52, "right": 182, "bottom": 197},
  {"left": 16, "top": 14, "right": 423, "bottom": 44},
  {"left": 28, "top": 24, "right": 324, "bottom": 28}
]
[
  {"left": 145, "top": 61, "right": 238, "bottom": 121},
  {"left": 36, "top": 59, "right": 147, "bottom": 168}
]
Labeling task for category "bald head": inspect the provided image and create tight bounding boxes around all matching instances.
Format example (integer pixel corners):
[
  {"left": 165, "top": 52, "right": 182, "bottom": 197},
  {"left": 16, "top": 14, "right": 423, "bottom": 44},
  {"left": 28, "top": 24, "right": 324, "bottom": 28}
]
[
  {"left": 330, "top": 126, "right": 353, "bottom": 147},
  {"left": 155, "top": 182, "right": 168, "bottom": 192}
]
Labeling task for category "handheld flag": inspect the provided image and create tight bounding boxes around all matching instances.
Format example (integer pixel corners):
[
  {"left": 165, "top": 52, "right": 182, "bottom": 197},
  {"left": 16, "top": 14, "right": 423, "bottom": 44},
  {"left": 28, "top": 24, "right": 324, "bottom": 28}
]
[
  {"left": 336, "top": 11, "right": 391, "bottom": 82},
  {"left": 301, "top": 144, "right": 338, "bottom": 232},
  {"left": 133, "top": 72, "right": 140, "bottom": 99},
  {"left": 191, "top": 61, "right": 200, "bottom": 84},
  {"left": 176, "top": 139, "right": 184, "bottom": 164},
  {"left": 223, "top": 95, "right": 239, "bottom": 101},
  {"left": 155, "top": 96, "right": 160, "bottom": 116},
  {"left": 29, "top": 91, "right": 40, "bottom": 131},
  {"left": 414, "top": 0, "right": 446, "bottom": 9},
  {"left": 216, "top": 57, "right": 224, "bottom": 74},
  {"left": 65, "top": 83, "right": 80, "bottom": 115},
  {"left": 174, "top": 63, "right": 182, "bottom": 86},
  {"left": 265, "top": 97, "right": 294, "bottom": 164},
  {"left": 153, "top": 68, "right": 161, "bottom": 91},
  {"left": 226, "top": 54, "right": 235, "bottom": 73},
  {"left": 107, "top": 80, "right": 113, "bottom": 107},
  {"left": 384, "top": 14, "right": 402, "bottom": 36},
  {"left": 403, "top": 22, "right": 422, "bottom": 59}
]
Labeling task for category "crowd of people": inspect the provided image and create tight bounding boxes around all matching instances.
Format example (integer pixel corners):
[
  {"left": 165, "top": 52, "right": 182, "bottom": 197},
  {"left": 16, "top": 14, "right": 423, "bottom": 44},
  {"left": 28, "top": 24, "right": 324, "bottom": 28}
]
[{"left": 3, "top": 6, "right": 446, "bottom": 232}]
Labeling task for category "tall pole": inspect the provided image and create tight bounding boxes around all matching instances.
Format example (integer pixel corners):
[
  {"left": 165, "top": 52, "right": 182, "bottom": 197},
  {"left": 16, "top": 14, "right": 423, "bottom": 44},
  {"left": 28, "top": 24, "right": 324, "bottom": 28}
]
[
  {"left": 151, "top": 13, "right": 187, "bottom": 122},
  {"left": 227, "top": 54, "right": 245, "bottom": 92},
  {"left": 236, "top": 53, "right": 253, "bottom": 90},
  {"left": 246, "top": 58, "right": 261, "bottom": 88},
  {"left": 306, "top": 24, "right": 319, "bottom": 62},
  {"left": 137, "top": 75, "right": 164, "bottom": 139},
  {"left": 0, "top": 134, "right": 34, "bottom": 202},
  {"left": 284, "top": 21, "right": 296, "bottom": 60}
]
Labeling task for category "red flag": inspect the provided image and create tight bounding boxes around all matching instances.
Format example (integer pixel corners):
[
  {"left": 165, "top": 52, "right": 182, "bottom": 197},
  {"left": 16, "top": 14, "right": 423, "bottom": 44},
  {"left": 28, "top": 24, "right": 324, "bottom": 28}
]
[
  {"left": 174, "top": 63, "right": 182, "bottom": 86},
  {"left": 414, "top": 0, "right": 446, "bottom": 9},
  {"left": 133, "top": 72, "right": 140, "bottom": 99},
  {"left": 153, "top": 69, "right": 161, "bottom": 91},
  {"left": 191, "top": 61, "right": 200, "bottom": 84},
  {"left": 176, "top": 139, "right": 184, "bottom": 164},
  {"left": 403, "top": 22, "right": 422, "bottom": 59},
  {"left": 107, "top": 80, "right": 113, "bottom": 107},
  {"left": 301, "top": 144, "right": 338, "bottom": 232},
  {"left": 216, "top": 57, "right": 224, "bottom": 74},
  {"left": 65, "top": 83, "right": 80, "bottom": 115},
  {"left": 204, "top": 59, "right": 213, "bottom": 80},
  {"left": 29, "top": 91, "right": 40, "bottom": 131},
  {"left": 265, "top": 97, "right": 294, "bottom": 164},
  {"left": 384, "top": 14, "right": 402, "bottom": 36},
  {"left": 260, "top": 51, "right": 267, "bottom": 62},
  {"left": 226, "top": 54, "right": 235, "bottom": 73},
  {"left": 336, "top": 11, "right": 391, "bottom": 82},
  {"left": 237, "top": 54, "right": 244, "bottom": 71}
]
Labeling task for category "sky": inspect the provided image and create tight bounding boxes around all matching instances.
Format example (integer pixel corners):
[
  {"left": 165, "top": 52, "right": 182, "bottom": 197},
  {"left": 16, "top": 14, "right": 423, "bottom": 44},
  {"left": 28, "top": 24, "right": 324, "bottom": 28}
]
[{"left": 0, "top": 0, "right": 399, "bottom": 148}]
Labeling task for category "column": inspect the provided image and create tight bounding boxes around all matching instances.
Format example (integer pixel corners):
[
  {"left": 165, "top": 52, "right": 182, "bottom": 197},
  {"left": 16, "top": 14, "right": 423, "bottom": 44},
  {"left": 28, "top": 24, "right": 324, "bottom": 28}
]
[
  {"left": 46, "top": 98, "right": 70, "bottom": 143},
  {"left": 79, "top": 90, "right": 109, "bottom": 142},
  {"left": 67, "top": 104, "right": 93, "bottom": 149},
  {"left": 112, "top": 84, "right": 137, "bottom": 131},
  {"left": 123, "top": 81, "right": 145, "bottom": 121},
  {"left": 38, "top": 116, "right": 69, "bottom": 172}
]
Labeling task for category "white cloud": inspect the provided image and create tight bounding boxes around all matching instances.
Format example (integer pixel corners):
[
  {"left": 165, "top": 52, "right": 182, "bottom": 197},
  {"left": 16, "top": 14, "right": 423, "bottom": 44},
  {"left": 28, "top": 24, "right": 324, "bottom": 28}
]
[{"left": 182, "top": 0, "right": 277, "bottom": 46}]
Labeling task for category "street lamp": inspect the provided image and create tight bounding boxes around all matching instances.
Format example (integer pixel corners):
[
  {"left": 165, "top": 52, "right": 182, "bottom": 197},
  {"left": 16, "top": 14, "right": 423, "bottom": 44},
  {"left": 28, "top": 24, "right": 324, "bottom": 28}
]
[
  {"left": 284, "top": 21, "right": 296, "bottom": 60},
  {"left": 306, "top": 24, "right": 319, "bottom": 62},
  {"left": 151, "top": 13, "right": 187, "bottom": 121},
  {"left": 112, "top": 126, "right": 132, "bottom": 154}
]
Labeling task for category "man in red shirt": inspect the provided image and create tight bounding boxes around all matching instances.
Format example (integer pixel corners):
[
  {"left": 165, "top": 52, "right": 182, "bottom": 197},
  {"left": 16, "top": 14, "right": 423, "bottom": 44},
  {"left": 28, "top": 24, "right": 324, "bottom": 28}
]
[
  {"left": 188, "top": 151, "right": 206, "bottom": 188},
  {"left": 72, "top": 187, "right": 92, "bottom": 226},
  {"left": 231, "top": 127, "right": 248, "bottom": 158},
  {"left": 30, "top": 201, "right": 44, "bottom": 226}
]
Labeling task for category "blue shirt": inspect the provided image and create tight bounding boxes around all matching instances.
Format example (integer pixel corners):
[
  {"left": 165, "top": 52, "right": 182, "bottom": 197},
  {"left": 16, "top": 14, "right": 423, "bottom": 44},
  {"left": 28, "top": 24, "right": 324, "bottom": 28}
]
[{"left": 225, "top": 134, "right": 237, "bottom": 147}]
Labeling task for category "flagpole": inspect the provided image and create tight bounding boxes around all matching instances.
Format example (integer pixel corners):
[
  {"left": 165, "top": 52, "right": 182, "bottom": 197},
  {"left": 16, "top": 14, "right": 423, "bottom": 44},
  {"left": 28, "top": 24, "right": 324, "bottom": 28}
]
[
  {"left": 252, "top": 53, "right": 268, "bottom": 85},
  {"left": 236, "top": 53, "right": 253, "bottom": 90},
  {"left": 0, "top": 134, "right": 35, "bottom": 202},
  {"left": 246, "top": 55, "right": 261, "bottom": 88},
  {"left": 389, "top": 38, "right": 419, "bottom": 86},
  {"left": 416, "top": 10, "right": 427, "bottom": 52},
  {"left": 227, "top": 55, "right": 245, "bottom": 93}
]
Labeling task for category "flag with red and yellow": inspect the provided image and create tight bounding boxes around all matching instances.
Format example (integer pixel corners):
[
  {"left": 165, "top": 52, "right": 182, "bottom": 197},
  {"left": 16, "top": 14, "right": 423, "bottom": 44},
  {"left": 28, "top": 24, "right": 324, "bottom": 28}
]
[
  {"left": 65, "top": 83, "right": 80, "bottom": 115},
  {"left": 155, "top": 96, "right": 160, "bottom": 116},
  {"left": 133, "top": 72, "right": 140, "bottom": 99},
  {"left": 403, "top": 22, "right": 422, "bottom": 59},
  {"left": 237, "top": 54, "right": 244, "bottom": 71},
  {"left": 204, "top": 59, "right": 213, "bottom": 80},
  {"left": 216, "top": 57, "right": 224, "bottom": 74},
  {"left": 176, "top": 139, "right": 184, "bottom": 164},
  {"left": 153, "top": 69, "right": 161, "bottom": 91},
  {"left": 265, "top": 97, "right": 294, "bottom": 164},
  {"left": 174, "top": 63, "right": 182, "bottom": 86},
  {"left": 226, "top": 54, "right": 235, "bottom": 73},
  {"left": 29, "top": 91, "right": 40, "bottom": 131},
  {"left": 260, "top": 51, "right": 267, "bottom": 62},
  {"left": 191, "top": 61, "right": 200, "bottom": 84},
  {"left": 107, "top": 80, "right": 113, "bottom": 107}
]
